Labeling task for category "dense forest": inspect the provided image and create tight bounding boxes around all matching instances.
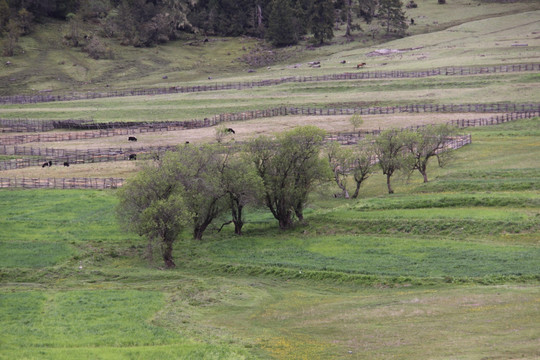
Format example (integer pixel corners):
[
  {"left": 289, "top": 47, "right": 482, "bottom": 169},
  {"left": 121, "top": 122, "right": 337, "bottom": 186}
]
[{"left": 0, "top": 0, "right": 408, "bottom": 56}]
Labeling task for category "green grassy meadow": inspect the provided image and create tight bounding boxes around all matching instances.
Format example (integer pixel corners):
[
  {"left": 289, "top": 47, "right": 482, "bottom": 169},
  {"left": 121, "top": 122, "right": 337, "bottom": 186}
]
[
  {"left": 1, "top": 2, "right": 540, "bottom": 359},
  {"left": 1, "top": 117, "right": 539, "bottom": 359}
]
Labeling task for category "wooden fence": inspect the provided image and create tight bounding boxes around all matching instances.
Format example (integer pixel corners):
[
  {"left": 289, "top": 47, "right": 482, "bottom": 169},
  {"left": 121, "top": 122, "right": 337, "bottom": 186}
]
[
  {"left": 1, "top": 103, "right": 538, "bottom": 146},
  {"left": 1, "top": 63, "right": 538, "bottom": 105},
  {"left": 0, "top": 111, "right": 535, "bottom": 170},
  {"left": 0, "top": 135, "right": 471, "bottom": 189},
  {"left": 0, "top": 177, "right": 124, "bottom": 189}
]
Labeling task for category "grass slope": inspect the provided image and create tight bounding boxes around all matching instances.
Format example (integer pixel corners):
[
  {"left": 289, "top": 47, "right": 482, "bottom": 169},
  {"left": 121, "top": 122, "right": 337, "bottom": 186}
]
[{"left": 1, "top": 117, "right": 539, "bottom": 359}]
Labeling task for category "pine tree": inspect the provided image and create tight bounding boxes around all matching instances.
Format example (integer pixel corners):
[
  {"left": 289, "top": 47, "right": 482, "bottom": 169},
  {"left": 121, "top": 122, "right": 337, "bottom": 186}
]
[
  {"left": 310, "top": 0, "right": 334, "bottom": 45},
  {"left": 378, "top": 0, "right": 408, "bottom": 36},
  {"left": 266, "top": 0, "right": 297, "bottom": 47}
]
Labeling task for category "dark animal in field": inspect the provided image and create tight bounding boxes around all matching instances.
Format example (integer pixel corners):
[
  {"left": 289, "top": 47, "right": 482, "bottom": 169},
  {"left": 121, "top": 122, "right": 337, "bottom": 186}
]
[
  {"left": 226, "top": 128, "right": 235, "bottom": 134},
  {"left": 406, "top": 1, "right": 418, "bottom": 8},
  {"left": 185, "top": 141, "right": 190, "bottom": 144},
  {"left": 42, "top": 162, "right": 49, "bottom": 168},
  {"left": 48, "top": 161, "right": 52, "bottom": 166},
  {"left": 357, "top": 62, "right": 367, "bottom": 69},
  {"left": 63, "top": 162, "right": 69, "bottom": 167},
  {"left": 410, "top": 18, "right": 415, "bottom": 25},
  {"left": 340, "top": 60, "right": 346, "bottom": 64},
  {"left": 128, "top": 136, "right": 137, "bottom": 141},
  {"left": 129, "top": 154, "right": 137, "bottom": 160}
]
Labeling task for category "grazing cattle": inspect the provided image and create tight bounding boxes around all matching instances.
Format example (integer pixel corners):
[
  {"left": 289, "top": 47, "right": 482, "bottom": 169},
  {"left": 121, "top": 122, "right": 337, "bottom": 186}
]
[
  {"left": 128, "top": 136, "right": 137, "bottom": 142},
  {"left": 340, "top": 60, "right": 347, "bottom": 64},
  {"left": 185, "top": 141, "right": 190, "bottom": 144},
  {"left": 129, "top": 154, "right": 137, "bottom": 160},
  {"left": 63, "top": 162, "right": 70, "bottom": 167},
  {"left": 357, "top": 62, "right": 367, "bottom": 69},
  {"left": 226, "top": 128, "right": 235, "bottom": 134},
  {"left": 42, "top": 162, "right": 49, "bottom": 168}
]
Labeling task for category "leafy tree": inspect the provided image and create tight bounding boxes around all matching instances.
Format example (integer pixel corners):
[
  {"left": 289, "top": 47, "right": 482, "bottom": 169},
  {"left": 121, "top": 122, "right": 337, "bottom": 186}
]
[
  {"left": 326, "top": 141, "right": 353, "bottom": 199},
  {"left": 2, "top": 18, "right": 21, "bottom": 56},
  {"left": 117, "top": 162, "right": 190, "bottom": 268},
  {"left": 163, "top": 144, "right": 229, "bottom": 240},
  {"left": 248, "top": 126, "right": 329, "bottom": 229},
  {"left": 16, "top": 7, "right": 33, "bottom": 34},
  {"left": 310, "top": 0, "right": 334, "bottom": 45},
  {"left": 0, "top": 0, "right": 11, "bottom": 31},
  {"left": 292, "top": 0, "right": 311, "bottom": 36},
  {"left": 64, "top": 12, "right": 82, "bottom": 47},
  {"left": 116, "top": 0, "right": 196, "bottom": 46},
  {"left": 378, "top": 0, "right": 408, "bottom": 36},
  {"left": 350, "top": 113, "right": 363, "bottom": 132},
  {"left": 371, "top": 128, "right": 410, "bottom": 194},
  {"left": 357, "top": 0, "right": 377, "bottom": 24},
  {"left": 351, "top": 139, "right": 375, "bottom": 198},
  {"left": 220, "top": 153, "right": 263, "bottom": 235},
  {"left": 266, "top": 0, "right": 297, "bottom": 47},
  {"left": 402, "top": 124, "right": 457, "bottom": 183}
]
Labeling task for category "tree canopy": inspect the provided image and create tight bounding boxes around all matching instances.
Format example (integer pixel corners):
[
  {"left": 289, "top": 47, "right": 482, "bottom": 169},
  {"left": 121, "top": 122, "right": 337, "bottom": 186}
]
[{"left": 248, "top": 126, "right": 330, "bottom": 229}]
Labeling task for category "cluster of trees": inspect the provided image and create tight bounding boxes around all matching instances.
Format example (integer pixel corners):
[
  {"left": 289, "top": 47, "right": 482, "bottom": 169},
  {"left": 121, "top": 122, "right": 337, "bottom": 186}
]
[
  {"left": 1, "top": 0, "right": 409, "bottom": 55},
  {"left": 117, "top": 123, "right": 457, "bottom": 268}
]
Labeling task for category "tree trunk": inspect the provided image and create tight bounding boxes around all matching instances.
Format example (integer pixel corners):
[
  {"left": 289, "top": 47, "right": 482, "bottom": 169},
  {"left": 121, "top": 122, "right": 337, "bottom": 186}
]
[
  {"left": 234, "top": 221, "right": 243, "bottom": 235},
  {"left": 352, "top": 182, "right": 361, "bottom": 199},
  {"left": 193, "top": 226, "right": 205, "bottom": 240},
  {"left": 421, "top": 170, "right": 429, "bottom": 183},
  {"left": 345, "top": 0, "right": 353, "bottom": 37},
  {"left": 278, "top": 211, "right": 294, "bottom": 229},
  {"left": 231, "top": 198, "right": 244, "bottom": 235},
  {"left": 387, "top": 174, "right": 394, "bottom": 194},
  {"left": 162, "top": 241, "right": 176, "bottom": 269}
]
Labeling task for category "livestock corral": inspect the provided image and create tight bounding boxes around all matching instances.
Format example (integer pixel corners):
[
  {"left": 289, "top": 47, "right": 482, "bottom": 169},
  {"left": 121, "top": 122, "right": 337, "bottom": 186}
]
[{"left": 1, "top": 6, "right": 539, "bottom": 360}]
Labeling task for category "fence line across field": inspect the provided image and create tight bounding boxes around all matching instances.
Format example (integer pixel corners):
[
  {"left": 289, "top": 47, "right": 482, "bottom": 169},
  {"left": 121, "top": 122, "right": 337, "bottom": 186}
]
[
  {"left": 1, "top": 103, "right": 538, "bottom": 146},
  {"left": 0, "top": 111, "right": 535, "bottom": 171},
  {"left": 1, "top": 63, "right": 538, "bottom": 105},
  {"left": 0, "top": 177, "right": 124, "bottom": 189},
  {"left": 0, "top": 135, "right": 471, "bottom": 189}
]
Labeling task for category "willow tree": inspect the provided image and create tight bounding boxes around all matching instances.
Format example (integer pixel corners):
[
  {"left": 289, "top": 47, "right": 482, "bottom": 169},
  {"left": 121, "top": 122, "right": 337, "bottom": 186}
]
[
  {"left": 403, "top": 124, "right": 457, "bottom": 182},
  {"left": 117, "top": 162, "right": 190, "bottom": 268},
  {"left": 248, "top": 126, "right": 329, "bottom": 229},
  {"left": 371, "top": 129, "right": 410, "bottom": 194}
]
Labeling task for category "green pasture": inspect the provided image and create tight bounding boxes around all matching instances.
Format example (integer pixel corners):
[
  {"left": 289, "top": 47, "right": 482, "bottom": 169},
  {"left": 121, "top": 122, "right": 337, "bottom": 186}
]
[
  {"left": 1, "top": 116, "right": 539, "bottom": 358},
  {"left": 1, "top": 72, "right": 538, "bottom": 122},
  {"left": 1, "top": 2, "right": 539, "bottom": 96},
  {"left": 1, "top": 4, "right": 539, "bottom": 358}
]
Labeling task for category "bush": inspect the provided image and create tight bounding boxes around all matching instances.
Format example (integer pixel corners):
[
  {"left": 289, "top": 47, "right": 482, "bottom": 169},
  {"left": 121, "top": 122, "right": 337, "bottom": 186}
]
[{"left": 84, "top": 36, "right": 114, "bottom": 59}]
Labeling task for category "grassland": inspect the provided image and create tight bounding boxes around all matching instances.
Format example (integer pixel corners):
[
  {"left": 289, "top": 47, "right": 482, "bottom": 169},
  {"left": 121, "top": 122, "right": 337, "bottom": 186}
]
[
  {"left": 1, "top": 115, "right": 539, "bottom": 359},
  {"left": 1, "top": 3, "right": 540, "bottom": 359}
]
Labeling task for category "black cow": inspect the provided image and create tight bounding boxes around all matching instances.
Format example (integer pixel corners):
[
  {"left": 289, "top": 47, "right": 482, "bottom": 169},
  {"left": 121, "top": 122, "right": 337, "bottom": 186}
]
[
  {"left": 48, "top": 160, "right": 52, "bottom": 166},
  {"left": 226, "top": 128, "right": 235, "bottom": 134},
  {"left": 128, "top": 136, "right": 137, "bottom": 142},
  {"left": 129, "top": 154, "right": 137, "bottom": 160},
  {"left": 64, "top": 162, "right": 70, "bottom": 167},
  {"left": 42, "top": 162, "right": 49, "bottom": 168}
]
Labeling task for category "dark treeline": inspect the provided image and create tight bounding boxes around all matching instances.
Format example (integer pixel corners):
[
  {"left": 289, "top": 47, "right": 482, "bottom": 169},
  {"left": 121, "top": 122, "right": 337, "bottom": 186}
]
[{"left": 1, "top": 0, "right": 407, "bottom": 55}]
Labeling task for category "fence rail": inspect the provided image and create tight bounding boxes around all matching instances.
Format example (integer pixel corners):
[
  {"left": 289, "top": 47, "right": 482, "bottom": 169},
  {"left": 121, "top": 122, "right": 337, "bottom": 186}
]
[
  {"left": 0, "top": 111, "right": 535, "bottom": 170},
  {"left": 1, "top": 63, "right": 538, "bottom": 105},
  {"left": 0, "top": 177, "right": 124, "bottom": 189},
  {"left": 0, "top": 135, "right": 471, "bottom": 189},
  {"left": 1, "top": 103, "right": 538, "bottom": 146}
]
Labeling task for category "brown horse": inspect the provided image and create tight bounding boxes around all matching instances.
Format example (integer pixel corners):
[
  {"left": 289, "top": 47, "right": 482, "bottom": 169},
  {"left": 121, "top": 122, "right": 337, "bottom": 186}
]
[{"left": 357, "top": 62, "right": 367, "bottom": 69}]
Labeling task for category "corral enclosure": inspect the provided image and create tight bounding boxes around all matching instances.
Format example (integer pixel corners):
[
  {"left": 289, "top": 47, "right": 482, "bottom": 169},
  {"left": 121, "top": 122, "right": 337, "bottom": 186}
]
[{"left": 1, "top": 3, "right": 539, "bottom": 359}]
